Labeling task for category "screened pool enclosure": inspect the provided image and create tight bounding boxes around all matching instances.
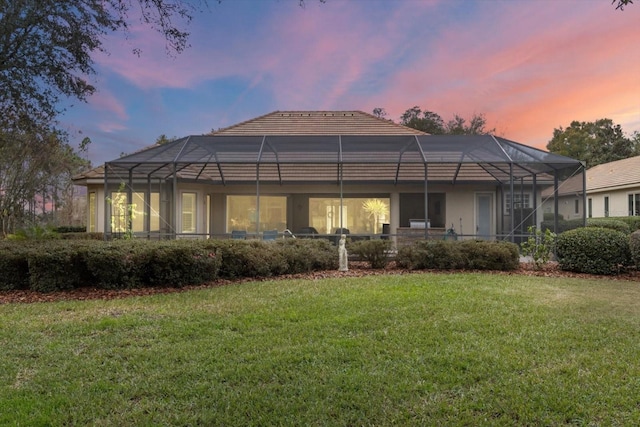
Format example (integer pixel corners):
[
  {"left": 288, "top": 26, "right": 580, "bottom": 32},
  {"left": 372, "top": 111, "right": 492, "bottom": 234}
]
[{"left": 96, "top": 134, "right": 585, "bottom": 241}]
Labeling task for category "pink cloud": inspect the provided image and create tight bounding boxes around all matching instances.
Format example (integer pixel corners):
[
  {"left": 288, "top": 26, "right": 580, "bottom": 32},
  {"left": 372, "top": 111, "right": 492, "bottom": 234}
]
[
  {"left": 95, "top": 21, "right": 251, "bottom": 89},
  {"left": 88, "top": 89, "right": 128, "bottom": 120},
  {"left": 97, "top": 121, "right": 128, "bottom": 133},
  {"left": 375, "top": 2, "right": 640, "bottom": 149}
]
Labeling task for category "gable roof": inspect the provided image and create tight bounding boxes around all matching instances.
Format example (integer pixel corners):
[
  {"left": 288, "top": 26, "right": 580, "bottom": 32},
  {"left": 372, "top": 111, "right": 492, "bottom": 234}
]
[
  {"left": 542, "top": 155, "right": 640, "bottom": 198},
  {"left": 586, "top": 155, "right": 640, "bottom": 192},
  {"left": 213, "top": 110, "right": 425, "bottom": 136}
]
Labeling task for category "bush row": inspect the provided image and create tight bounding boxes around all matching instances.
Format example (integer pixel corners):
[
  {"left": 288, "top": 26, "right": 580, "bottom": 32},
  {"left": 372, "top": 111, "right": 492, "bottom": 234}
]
[
  {"left": 395, "top": 240, "right": 520, "bottom": 271},
  {"left": 555, "top": 227, "right": 636, "bottom": 275},
  {"left": 541, "top": 217, "right": 640, "bottom": 235},
  {"left": 0, "top": 239, "right": 337, "bottom": 292},
  {"left": 631, "top": 230, "right": 640, "bottom": 270}
]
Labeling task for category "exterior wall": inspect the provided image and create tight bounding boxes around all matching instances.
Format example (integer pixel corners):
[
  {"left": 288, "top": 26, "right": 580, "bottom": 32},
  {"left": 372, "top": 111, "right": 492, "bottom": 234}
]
[
  {"left": 588, "top": 186, "right": 640, "bottom": 218},
  {"left": 542, "top": 195, "right": 584, "bottom": 221},
  {"left": 87, "top": 181, "right": 504, "bottom": 239}
]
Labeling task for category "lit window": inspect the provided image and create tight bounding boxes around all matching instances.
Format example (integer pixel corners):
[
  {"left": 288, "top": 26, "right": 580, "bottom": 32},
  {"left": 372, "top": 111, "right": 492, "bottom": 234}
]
[
  {"left": 88, "top": 192, "right": 96, "bottom": 232},
  {"left": 110, "top": 191, "right": 128, "bottom": 233},
  {"left": 309, "top": 198, "right": 390, "bottom": 234},
  {"left": 226, "top": 196, "right": 287, "bottom": 233},
  {"left": 182, "top": 193, "right": 197, "bottom": 233}
]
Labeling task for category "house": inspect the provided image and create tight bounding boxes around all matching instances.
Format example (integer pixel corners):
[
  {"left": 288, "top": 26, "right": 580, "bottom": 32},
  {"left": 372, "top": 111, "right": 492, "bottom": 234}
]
[
  {"left": 585, "top": 155, "right": 640, "bottom": 218},
  {"left": 72, "top": 110, "right": 585, "bottom": 243},
  {"left": 541, "top": 155, "right": 640, "bottom": 221}
]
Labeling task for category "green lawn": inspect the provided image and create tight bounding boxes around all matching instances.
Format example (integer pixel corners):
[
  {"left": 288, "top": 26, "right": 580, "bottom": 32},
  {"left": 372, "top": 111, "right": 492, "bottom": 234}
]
[{"left": 1, "top": 273, "right": 640, "bottom": 426}]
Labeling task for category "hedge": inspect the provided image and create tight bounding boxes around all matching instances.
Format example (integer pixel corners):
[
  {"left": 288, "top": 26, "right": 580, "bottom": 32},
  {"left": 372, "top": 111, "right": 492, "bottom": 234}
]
[
  {"left": 630, "top": 230, "right": 640, "bottom": 269},
  {"left": 348, "top": 239, "right": 393, "bottom": 269},
  {"left": 556, "top": 227, "right": 631, "bottom": 275},
  {"left": 395, "top": 240, "right": 519, "bottom": 271},
  {"left": 0, "top": 238, "right": 338, "bottom": 293},
  {"left": 541, "top": 217, "right": 640, "bottom": 235}
]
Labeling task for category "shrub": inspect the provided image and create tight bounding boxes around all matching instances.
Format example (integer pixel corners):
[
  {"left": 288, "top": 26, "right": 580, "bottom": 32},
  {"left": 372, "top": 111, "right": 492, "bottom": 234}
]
[
  {"left": 396, "top": 240, "right": 519, "bottom": 271},
  {"left": 541, "top": 218, "right": 583, "bottom": 234},
  {"left": 630, "top": 230, "right": 640, "bottom": 269},
  {"left": 83, "top": 241, "right": 149, "bottom": 289},
  {"left": 274, "top": 239, "right": 337, "bottom": 273},
  {"left": 615, "top": 216, "right": 640, "bottom": 232},
  {"left": 520, "top": 226, "right": 556, "bottom": 269},
  {"left": 460, "top": 240, "right": 520, "bottom": 271},
  {"left": 587, "top": 218, "right": 631, "bottom": 234},
  {"left": 148, "top": 241, "right": 221, "bottom": 287},
  {"left": 543, "top": 212, "right": 563, "bottom": 221},
  {"left": 28, "top": 242, "right": 93, "bottom": 292},
  {"left": 556, "top": 227, "right": 631, "bottom": 275},
  {"left": 55, "top": 226, "right": 87, "bottom": 233},
  {"left": 349, "top": 239, "right": 393, "bottom": 269},
  {"left": 60, "top": 232, "right": 104, "bottom": 240},
  {"left": 209, "top": 240, "right": 283, "bottom": 279},
  {"left": 0, "top": 243, "right": 34, "bottom": 290},
  {"left": 6, "top": 225, "right": 60, "bottom": 240}
]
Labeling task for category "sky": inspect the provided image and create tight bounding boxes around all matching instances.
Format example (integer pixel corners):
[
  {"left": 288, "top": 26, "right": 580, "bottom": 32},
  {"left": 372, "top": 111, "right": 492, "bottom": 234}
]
[{"left": 59, "top": 0, "right": 640, "bottom": 165}]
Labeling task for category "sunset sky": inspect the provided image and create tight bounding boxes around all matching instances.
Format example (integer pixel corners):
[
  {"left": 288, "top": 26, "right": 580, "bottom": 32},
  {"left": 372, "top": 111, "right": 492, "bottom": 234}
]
[{"left": 59, "top": 0, "right": 640, "bottom": 165}]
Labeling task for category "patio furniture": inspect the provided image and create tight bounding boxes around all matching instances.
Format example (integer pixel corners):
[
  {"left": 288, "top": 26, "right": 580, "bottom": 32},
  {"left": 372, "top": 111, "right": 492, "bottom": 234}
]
[
  {"left": 231, "top": 230, "right": 247, "bottom": 240},
  {"left": 262, "top": 229, "right": 278, "bottom": 241}
]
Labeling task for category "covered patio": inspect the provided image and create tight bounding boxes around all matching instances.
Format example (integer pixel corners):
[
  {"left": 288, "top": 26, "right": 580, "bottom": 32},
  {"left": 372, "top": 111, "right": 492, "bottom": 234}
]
[{"left": 95, "top": 133, "right": 585, "bottom": 243}]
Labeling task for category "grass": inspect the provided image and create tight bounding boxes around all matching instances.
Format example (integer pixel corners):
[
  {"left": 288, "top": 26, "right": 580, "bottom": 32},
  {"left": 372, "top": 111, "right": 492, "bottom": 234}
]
[{"left": 2, "top": 272, "right": 640, "bottom": 425}]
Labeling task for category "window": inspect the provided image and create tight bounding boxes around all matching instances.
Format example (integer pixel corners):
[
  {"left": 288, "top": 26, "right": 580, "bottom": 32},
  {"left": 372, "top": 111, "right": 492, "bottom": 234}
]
[
  {"left": 131, "top": 192, "right": 145, "bottom": 232},
  {"left": 309, "top": 197, "right": 390, "bottom": 234},
  {"left": 505, "top": 193, "right": 531, "bottom": 215},
  {"left": 109, "top": 191, "right": 160, "bottom": 233},
  {"left": 574, "top": 199, "right": 580, "bottom": 215},
  {"left": 110, "top": 191, "right": 129, "bottom": 233},
  {"left": 588, "top": 198, "right": 592, "bottom": 218},
  {"left": 604, "top": 196, "right": 609, "bottom": 217},
  {"left": 182, "top": 193, "right": 197, "bottom": 233},
  {"left": 630, "top": 193, "right": 640, "bottom": 216},
  {"left": 206, "top": 195, "right": 211, "bottom": 236},
  {"left": 88, "top": 192, "right": 96, "bottom": 232},
  {"left": 226, "top": 196, "right": 287, "bottom": 232}
]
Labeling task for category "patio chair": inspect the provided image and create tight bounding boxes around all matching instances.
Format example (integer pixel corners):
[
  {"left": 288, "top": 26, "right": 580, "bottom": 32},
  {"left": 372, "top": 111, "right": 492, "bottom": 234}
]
[
  {"left": 262, "top": 229, "right": 278, "bottom": 241},
  {"left": 231, "top": 230, "right": 247, "bottom": 240}
]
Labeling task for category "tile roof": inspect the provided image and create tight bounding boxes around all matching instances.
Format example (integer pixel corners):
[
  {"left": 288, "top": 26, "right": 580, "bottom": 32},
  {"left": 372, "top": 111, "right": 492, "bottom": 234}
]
[
  {"left": 586, "top": 155, "right": 640, "bottom": 192},
  {"left": 212, "top": 110, "right": 425, "bottom": 136},
  {"left": 542, "top": 155, "right": 640, "bottom": 197}
]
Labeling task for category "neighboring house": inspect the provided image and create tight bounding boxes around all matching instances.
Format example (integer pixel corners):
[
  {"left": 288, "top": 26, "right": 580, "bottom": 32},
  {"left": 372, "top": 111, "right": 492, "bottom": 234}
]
[
  {"left": 585, "top": 155, "right": 640, "bottom": 218},
  {"left": 73, "top": 110, "right": 584, "bottom": 242},
  {"left": 542, "top": 155, "right": 640, "bottom": 221}
]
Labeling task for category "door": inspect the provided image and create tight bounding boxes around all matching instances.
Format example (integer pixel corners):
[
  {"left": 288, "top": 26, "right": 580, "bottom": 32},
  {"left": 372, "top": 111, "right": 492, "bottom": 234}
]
[{"left": 475, "top": 193, "right": 493, "bottom": 240}]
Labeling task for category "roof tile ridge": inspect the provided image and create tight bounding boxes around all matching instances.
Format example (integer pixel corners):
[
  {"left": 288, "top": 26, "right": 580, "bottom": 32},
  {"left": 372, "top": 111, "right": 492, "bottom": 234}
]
[{"left": 212, "top": 111, "right": 281, "bottom": 134}]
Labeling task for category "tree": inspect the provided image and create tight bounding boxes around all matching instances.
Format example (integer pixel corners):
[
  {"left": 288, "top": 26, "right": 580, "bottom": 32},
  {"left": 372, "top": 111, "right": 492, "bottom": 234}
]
[
  {"left": 0, "top": 130, "right": 90, "bottom": 236},
  {"left": 0, "top": 0, "right": 205, "bottom": 135},
  {"left": 444, "top": 113, "right": 495, "bottom": 135},
  {"left": 372, "top": 108, "right": 388, "bottom": 119},
  {"left": 156, "top": 134, "right": 178, "bottom": 145},
  {"left": 546, "top": 119, "right": 638, "bottom": 168},
  {"left": 613, "top": 0, "right": 634, "bottom": 10},
  {"left": 397, "top": 106, "right": 495, "bottom": 135},
  {"left": 399, "top": 106, "right": 445, "bottom": 134}
]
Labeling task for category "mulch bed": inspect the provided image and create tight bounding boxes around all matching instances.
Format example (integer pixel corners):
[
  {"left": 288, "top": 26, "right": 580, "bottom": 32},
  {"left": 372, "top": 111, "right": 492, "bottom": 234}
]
[{"left": 1, "top": 262, "right": 638, "bottom": 305}]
